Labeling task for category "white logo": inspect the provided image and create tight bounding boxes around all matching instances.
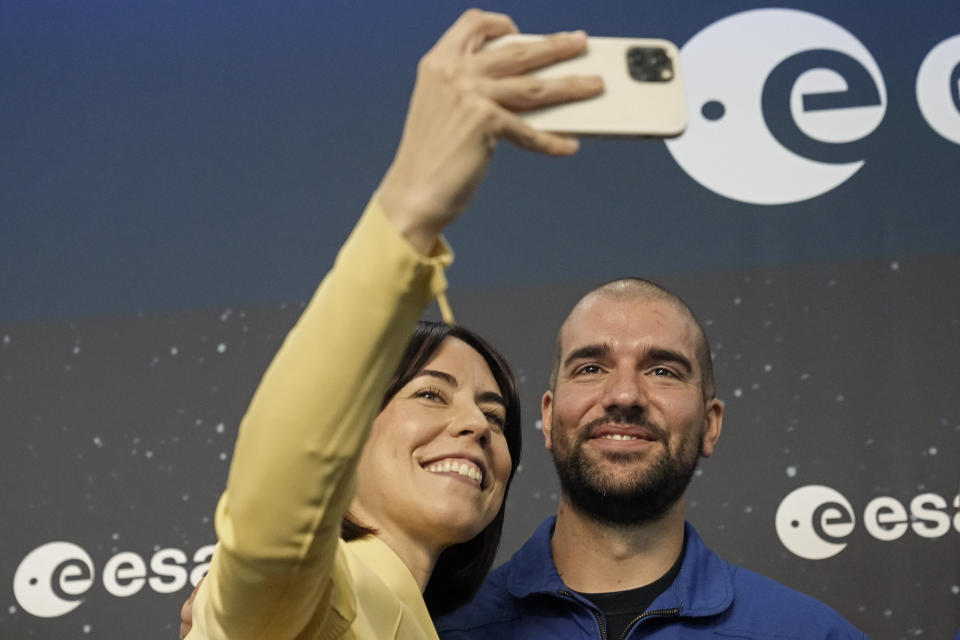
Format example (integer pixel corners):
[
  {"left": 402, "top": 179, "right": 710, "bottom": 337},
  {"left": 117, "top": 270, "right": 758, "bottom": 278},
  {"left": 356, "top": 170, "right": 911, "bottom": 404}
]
[
  {"left": 776, "top": 486, "right": 960, "bottom": 559},
  {"left": 775, "top": 485, "right": 855, "bottom": 560},
  {"left": 13, "top": 541, "right": 214, "bottom": 618},
  {"left": 916, "top": 34, "right": 960, "bottom": 145},
  {"left": 13, "top": 542, "right": 95, "bottom": 618},
  {"left": 666, "top": 9, "right": 886, "bottom": 205}
]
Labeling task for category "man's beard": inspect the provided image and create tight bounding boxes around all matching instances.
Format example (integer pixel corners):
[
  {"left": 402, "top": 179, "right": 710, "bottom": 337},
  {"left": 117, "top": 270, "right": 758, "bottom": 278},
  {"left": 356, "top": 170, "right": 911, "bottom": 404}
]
[{"left": 551, "top": 408, "right": 702, "bottom": 527}]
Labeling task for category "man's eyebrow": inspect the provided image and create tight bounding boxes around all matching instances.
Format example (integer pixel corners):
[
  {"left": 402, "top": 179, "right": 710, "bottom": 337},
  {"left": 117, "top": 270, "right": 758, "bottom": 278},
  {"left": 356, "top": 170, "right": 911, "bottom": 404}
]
[
  {"left": 418, "top": 370, "right": 506, "bottom": 407},
  {"left": 648, "top": 348, "right": 693, "bottom": 374},
  {"left": 562, "top": 345, "right": 693, "bottom": 374},
  {"left": 562, "top": 344, "right": 610, "bottom": 370}
]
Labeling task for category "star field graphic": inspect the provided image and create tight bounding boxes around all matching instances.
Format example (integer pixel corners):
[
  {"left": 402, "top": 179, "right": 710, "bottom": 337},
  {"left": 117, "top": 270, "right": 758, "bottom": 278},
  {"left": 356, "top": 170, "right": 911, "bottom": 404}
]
[{"left": 3, "top": 255, "right": 958, "bottom": 639}]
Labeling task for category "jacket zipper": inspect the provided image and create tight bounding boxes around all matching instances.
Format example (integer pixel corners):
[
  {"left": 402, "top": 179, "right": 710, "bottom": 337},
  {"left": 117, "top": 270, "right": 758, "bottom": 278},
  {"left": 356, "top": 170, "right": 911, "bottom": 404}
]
[
  {"left": 557, "top": 590, "right": 680, "bottom": 640},
  {"left": 557, "top": 589, "right": 609, "bottom": 640},
  {"left": 619, "top": 607, "right": 681, "bottom": 640}
]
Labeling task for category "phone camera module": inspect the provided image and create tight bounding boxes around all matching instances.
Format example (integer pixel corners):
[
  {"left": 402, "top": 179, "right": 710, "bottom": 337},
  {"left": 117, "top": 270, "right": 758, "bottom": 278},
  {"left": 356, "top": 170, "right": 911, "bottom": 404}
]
[{"left": 626, "top": 46, "right": 673, "bottom": 82}]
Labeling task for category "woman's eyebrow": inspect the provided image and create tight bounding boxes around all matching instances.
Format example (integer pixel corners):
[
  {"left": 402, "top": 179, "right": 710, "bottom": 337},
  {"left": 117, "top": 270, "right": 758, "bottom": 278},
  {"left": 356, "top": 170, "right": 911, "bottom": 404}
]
[
  {"left": 417, "top": 369, "right": 505, "bottom": 407},
  {"left": 477, "top": 391, "right": 506, "bottom": 408},
  {"left": 417, "top": 369, "right": 458, "bottom": 386}
]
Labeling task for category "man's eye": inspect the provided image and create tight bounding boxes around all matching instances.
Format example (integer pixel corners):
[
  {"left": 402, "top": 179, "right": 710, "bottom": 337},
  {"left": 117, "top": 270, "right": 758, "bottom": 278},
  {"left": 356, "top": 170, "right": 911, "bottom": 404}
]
[
  {"left": 652, "top": 367, "right": 676, "bottom": 377},
  {"left": 573, "top": 364, "right": 602, "bottom": 376}
]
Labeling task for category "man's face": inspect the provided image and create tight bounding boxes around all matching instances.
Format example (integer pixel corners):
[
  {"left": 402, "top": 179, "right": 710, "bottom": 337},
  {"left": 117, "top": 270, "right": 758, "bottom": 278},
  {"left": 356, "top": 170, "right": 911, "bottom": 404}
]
[{"left": 541, "top": 294, "right": 723, "bottom": 526}]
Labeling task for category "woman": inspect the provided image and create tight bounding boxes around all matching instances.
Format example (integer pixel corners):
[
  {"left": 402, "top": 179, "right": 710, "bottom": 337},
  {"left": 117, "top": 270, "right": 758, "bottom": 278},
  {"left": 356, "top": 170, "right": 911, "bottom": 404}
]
[
  {"left": 345, "top": 320, "right": 521, "bottom": 618},
  {"left": 185, "top": 183, "right": 518, "bottom": 640},
  {"left": 183, "top": 10, "right": 600, "bottom": 639}
]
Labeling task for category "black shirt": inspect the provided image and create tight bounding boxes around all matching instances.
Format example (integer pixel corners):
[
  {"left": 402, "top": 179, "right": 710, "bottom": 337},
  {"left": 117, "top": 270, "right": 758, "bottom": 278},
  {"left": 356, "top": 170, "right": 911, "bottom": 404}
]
[{"left": 576, "top": 539, "right": 685, "bottom": 640}]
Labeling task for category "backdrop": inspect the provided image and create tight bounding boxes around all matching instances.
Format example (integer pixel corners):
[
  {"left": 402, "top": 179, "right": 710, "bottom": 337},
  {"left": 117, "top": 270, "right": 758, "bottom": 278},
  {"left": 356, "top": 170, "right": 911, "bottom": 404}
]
[{"left": 3, "top": 2, "right": 958, "bottom": 638}]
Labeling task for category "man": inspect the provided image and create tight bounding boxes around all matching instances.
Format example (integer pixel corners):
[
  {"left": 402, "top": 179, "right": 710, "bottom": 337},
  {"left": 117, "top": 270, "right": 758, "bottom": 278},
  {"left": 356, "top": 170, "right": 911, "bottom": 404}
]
[{"left": 434, "top": 279, "right": 867, "bottom": 639}]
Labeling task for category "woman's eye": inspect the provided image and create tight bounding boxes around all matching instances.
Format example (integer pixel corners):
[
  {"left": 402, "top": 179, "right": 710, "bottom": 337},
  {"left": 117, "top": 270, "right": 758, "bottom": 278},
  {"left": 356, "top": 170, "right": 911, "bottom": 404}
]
[
  {"left": 484, "top": 411, "right": 506, "bottom": 430},
  {"left": 413, "top": 387, "right": 445, "bottom": 402}
]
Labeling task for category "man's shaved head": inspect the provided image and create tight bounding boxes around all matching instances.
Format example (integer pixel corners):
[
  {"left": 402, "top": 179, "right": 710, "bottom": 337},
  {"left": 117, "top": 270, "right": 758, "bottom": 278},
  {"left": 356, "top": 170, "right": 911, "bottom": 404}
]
[{"left": 549, "top": 278, "right": 716, "bottom": 399}]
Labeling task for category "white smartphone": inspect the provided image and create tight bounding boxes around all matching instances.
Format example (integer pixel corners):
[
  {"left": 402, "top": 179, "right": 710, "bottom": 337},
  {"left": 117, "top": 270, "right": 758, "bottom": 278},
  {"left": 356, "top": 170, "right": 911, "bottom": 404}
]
[{"left": 486, "top": 34, "right": 687, "bottom": 138}]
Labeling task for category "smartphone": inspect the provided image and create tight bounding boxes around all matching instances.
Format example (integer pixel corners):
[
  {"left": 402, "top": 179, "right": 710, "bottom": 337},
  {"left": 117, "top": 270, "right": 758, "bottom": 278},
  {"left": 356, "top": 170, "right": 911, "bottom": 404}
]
[{"left": 486, "top": 34, "right": 687, "bottom": 138}]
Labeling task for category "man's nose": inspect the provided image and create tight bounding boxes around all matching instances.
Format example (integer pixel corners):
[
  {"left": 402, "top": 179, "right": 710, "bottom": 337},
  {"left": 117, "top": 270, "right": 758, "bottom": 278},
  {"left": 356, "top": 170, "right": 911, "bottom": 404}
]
[{"left": 601, "top": 368, "right": 648, "bottom": 410}]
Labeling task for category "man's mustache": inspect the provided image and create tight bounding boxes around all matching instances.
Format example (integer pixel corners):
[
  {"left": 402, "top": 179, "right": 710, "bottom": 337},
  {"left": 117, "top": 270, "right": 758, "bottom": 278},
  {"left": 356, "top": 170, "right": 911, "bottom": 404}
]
[{"left": 577, "top": 408, "right": 668, "bottom": 444}]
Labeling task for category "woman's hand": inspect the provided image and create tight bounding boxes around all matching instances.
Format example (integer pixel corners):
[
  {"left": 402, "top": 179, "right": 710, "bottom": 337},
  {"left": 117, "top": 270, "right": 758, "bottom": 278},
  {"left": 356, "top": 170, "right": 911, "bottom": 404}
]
[
  {"left": 178, "top": 578, "right": 202, "bottom": 639},
  {"left": 377, "top": 9, "right": 603, "bottom": 254}
]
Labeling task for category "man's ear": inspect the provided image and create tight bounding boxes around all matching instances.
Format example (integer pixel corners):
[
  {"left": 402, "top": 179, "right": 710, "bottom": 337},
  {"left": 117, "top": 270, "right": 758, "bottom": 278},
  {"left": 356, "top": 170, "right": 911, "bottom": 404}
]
[
  {"left": 541, "top": 390, "right": 555, "bottom": 451},
  {"left": 700, "top": 398, "right": 724, "bottom": 458}
]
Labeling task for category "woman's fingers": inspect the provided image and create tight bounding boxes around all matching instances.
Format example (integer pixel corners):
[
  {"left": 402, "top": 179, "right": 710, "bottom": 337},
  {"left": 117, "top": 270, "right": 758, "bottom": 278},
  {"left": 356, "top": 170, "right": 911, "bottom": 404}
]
[
  {"left": 483, "top": 73, "right": 603, "bottom": 112},
  {"left": 179, "top": 578, "right": 202, "bottom": 639},
  {"left": 495, "top": 111, "right": 581, "bottom": 156},
  {"left": 432, "top": 9, "right": 518, "bottom": 57},
  {"left": 474, "top": 31, "right": 588, "bottom": 78}
]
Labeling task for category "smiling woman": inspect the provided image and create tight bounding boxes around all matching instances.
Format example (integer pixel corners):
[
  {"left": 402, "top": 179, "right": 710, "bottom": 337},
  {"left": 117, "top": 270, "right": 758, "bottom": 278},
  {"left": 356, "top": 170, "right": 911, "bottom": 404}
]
[
  {"left": 180, "top": 8, "right": 601, "bottom": 640},
  {"left": 346, "top": 322, "right": 522, "bottom": 616},
  {"left": 183, "top": 198, "right": 523, "bottom": 639}
]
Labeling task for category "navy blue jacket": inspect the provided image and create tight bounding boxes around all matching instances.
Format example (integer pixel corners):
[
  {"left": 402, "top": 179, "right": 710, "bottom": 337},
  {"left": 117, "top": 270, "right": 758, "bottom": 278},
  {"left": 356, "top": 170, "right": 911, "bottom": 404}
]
[{"left": 436, "top": 517, "right": 867, "bottom": 640}]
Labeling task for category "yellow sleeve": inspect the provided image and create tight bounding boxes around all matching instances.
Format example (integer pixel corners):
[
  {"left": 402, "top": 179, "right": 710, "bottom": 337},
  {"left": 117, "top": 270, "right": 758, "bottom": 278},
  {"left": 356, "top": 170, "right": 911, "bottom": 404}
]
[{"left": 188, "top": 199, "right": 453, "bottom": 639}]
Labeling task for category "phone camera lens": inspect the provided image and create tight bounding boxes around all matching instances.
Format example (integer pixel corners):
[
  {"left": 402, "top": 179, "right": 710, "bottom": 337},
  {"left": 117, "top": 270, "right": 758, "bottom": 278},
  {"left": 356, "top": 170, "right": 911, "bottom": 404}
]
[{"left": 626, "top": 46, "right": 673, "bottom": 82}]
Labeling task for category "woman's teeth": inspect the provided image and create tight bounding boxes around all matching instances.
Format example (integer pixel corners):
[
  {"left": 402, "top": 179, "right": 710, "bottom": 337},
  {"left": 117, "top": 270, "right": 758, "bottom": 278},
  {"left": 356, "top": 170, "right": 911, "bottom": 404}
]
[{"left": 425, "top": 459, "right": 483, "bottom": 484}]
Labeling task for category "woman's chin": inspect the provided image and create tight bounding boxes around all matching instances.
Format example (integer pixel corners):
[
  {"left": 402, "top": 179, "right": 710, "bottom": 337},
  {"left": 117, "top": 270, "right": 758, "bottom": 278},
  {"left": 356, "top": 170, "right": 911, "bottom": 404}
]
[{"left": 422, "top": 508, "right": 492, "bottom": 546}]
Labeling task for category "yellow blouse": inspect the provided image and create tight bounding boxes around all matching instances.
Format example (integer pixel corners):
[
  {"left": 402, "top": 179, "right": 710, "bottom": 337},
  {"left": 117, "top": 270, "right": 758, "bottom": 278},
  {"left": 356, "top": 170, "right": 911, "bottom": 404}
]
[{"left": 187, "top": 199, "right": 452, "bottom": 639}]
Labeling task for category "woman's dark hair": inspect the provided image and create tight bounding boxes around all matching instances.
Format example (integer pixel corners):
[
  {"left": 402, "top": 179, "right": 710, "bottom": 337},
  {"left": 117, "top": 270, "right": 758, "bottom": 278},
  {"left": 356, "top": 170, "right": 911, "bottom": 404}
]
[{"left": 340, "top": 320, "right": 522, "bottom": 617}]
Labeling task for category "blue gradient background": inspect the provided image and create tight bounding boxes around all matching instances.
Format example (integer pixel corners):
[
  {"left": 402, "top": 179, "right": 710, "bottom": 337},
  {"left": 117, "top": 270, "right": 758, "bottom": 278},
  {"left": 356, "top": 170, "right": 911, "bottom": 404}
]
[{"left": 3, "top": 1, "right": 958, "bottom": 323}]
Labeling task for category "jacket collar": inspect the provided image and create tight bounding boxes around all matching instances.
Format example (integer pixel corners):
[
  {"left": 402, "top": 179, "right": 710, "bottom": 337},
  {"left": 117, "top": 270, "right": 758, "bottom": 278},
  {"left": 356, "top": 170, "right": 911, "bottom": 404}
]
[
  {"left": 345, "top": 535, "right": 436, "bottom": 632},
  {"left": 504, "top": 517, "right": 733, "bottom": 618}
]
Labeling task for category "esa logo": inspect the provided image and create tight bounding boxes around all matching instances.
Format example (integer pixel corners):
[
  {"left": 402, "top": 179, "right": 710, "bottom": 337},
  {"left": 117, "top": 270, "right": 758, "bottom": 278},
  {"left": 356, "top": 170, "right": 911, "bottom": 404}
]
[
  {"left": 666, "top": 9, "right": 960, "bottom": 205},
  {"left": 12, "top": 541, "right": 213, "bottom": 618},
  {"left": 775, "top": 485, "right": 960, "bottom": 560}
]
